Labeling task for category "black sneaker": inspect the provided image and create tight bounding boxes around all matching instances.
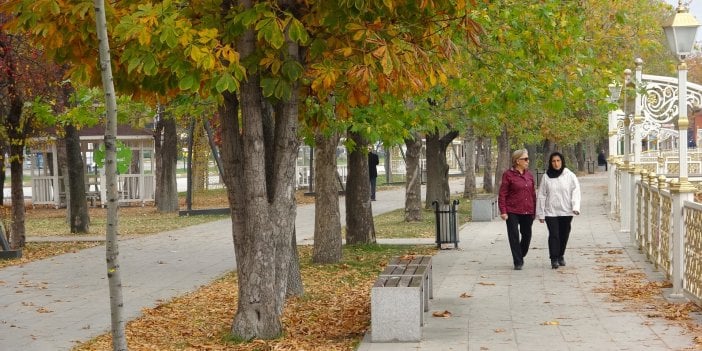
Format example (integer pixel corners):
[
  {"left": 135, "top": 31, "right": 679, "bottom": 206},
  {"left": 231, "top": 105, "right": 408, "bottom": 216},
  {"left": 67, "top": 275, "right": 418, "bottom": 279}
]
[
  {"left": 514, "top": 264, "right": 523, "bottom": 270},
  {"left": 558, "top": 258, "right": 566, "bottom": 266},
  {"left": 551, "top": 260, "right": 559, "bottom": 269}
]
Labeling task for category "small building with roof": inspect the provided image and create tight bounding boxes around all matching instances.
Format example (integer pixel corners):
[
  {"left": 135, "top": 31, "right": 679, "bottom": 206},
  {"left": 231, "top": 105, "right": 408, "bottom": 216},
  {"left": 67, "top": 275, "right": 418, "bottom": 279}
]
[{"left": 27, "top": 125, "right": 155, "bottom": 208}]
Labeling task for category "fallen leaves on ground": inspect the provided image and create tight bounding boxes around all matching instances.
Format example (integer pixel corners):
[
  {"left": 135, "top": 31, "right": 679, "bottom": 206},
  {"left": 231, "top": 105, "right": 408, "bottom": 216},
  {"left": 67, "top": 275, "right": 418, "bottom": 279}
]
[
  {"left": 432, "top": 310, "right": 452, "bottom": 318},
  {"left": 594, "top": 250, "right": 702, "bottom": 346},
  {"left": 478, "top": 282, "right": 495, "bottom": 286},
  {"left": 541, "top": 320, "right": 560, "bottom": 326},
  {"left": 460, "top": 292, "right": 472, "bottom": 298},
  {"left": 73, "top": 245, "right": 435, "bottom": 351}
]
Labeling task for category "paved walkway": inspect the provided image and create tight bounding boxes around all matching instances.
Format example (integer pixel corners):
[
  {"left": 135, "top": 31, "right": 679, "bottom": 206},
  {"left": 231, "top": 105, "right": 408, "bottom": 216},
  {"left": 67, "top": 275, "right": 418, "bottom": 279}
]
[
  {"left": 358, "top": 173, "right": 698, "bottom": 351},
  {"left": 1, "top": 174, "right": 698, "bottom": 350}
]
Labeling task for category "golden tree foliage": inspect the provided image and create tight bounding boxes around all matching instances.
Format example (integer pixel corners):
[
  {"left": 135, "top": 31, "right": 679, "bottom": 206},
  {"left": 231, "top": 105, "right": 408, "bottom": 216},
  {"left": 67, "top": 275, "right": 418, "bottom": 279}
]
[{"left": 2, "top": 0, "right": 484, "bottom": 117}]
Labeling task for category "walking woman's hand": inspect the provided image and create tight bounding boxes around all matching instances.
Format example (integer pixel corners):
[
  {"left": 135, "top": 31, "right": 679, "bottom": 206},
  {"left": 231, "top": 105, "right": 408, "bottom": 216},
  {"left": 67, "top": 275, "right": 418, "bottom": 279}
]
[
  {"left": 500, "top": 213, "right": 508, "bottom": 220},
  {"left": 573, "top": 211, "right": 580, "bottom": 215},
  {"left": 539, "top": 219, "right": 544, "bottom": 223}
]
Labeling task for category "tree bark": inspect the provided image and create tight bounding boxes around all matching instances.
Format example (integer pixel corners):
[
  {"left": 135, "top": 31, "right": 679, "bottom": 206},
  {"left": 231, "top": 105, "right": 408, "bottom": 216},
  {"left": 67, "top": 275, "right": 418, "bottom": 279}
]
[
  {"left": 154, "top": 113, "right": 179, "bottom": 212},
  {"left": 482, "top": 137, "right": 494, "bottom": 193},
  {"left": 404, "top": 133, "right": 422, "bottom": 222},
  {"left": 0, "top": 144, "right": 5, "bottom": 206},
  {"left": 345, "top": 130, "right": 375, "bottom": 244},
  {"left": 7, "top": 91, "right": 25, "bottom": 248},
  {"left": 65, "top": 124, "right": 90, "bottom": 233},
  {"left": 220, "top": 1, "right": 302, "bottom": 338},
  {"left": 424, "top": 130, "right": 458, "bottom": 208},
  {"left": 495, "top": 127, "right": 510, "bottom": 193},
  {"left": 286, "top": 228, "right": 304, "bottom": 297},
  {"left": 93, "top": 1, "right": 128, "bottom": 348},
  {"left": 463, "top": 126, "right": 476, "bottom": 199},
  {"left": 575, "top": 142, "right": 585, "bottom": 172},
  {"left": 312, "top": 132, "right": 342, "bottom": 263},
  {"left": 9, "top": 141, "right": 25, "bottom": 249}
]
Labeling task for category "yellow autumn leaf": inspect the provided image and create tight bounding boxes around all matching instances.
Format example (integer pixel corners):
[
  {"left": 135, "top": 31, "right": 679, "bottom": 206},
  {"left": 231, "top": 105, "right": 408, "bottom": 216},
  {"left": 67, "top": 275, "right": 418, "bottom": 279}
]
[
  {"left": 541, "top": 320, "right": 560, "bottom": 325},
  {"left": 138, "top": 30, "right": 151, "bottom": 46},
  {"left": 372, "top": 45, "right": 386, "bottom": 59}
]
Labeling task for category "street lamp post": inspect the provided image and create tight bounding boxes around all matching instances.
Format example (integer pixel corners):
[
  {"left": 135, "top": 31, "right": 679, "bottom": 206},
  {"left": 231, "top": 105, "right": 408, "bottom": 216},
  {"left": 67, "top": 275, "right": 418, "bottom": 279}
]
[
  {"left": 630, "top": 58, "right": 644, "bottom": 244},
  {"left": 662, "top": 0, "right": 700, "bottom": 299},
  {"left": 608, "top": 80, "right": 622, "bottom": 217},
  {"left": 620, "top": 69, "right": 633, "bottom": 234}
]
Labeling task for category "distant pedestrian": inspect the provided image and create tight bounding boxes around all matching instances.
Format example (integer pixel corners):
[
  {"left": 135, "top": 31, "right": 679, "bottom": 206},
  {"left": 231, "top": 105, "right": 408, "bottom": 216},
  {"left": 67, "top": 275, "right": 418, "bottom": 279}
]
[
  {"left": 597, "top": 150, "right": 607, "bottom": 171},
  {"left": 498, "top": 149, "right": 536, "bottom": 270},
  {"left": 536, "top": 152, "right": 581, "bottom": 269},
  {"left": 368, "top": 149, "right": 379, "bottom": 201}
]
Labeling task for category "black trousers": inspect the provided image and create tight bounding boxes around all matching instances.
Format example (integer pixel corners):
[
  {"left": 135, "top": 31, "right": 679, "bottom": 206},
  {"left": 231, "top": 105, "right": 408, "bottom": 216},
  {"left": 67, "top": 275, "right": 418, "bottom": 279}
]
[
  {"left": 545, "top": 216, "right": 573, "bottom": 260},
  {"left": 506, "top": 213, "right": 533, "bottom": 266}
]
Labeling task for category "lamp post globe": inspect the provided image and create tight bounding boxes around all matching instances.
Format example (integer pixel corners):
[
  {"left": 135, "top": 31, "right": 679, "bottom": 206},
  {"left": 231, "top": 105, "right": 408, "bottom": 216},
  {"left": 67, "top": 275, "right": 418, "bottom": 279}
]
[
  {"left": 662, "top": 1, "right": 700, "bottom": 60},
  {"left": 608, "top": 80, "right": 622, "bottom": 103}
]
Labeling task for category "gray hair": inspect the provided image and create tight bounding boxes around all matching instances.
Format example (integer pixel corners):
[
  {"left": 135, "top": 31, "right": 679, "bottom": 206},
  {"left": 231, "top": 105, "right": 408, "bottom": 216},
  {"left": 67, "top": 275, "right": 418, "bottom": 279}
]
[{"left": 511, "top": 149, "right": 528, "bottom": 167}]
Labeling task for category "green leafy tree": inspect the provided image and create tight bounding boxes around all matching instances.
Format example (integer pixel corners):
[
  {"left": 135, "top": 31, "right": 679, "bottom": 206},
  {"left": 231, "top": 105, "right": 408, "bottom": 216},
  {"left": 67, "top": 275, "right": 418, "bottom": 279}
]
[{"left": 3, "top": 0, "right": 484, "bottom": 342}]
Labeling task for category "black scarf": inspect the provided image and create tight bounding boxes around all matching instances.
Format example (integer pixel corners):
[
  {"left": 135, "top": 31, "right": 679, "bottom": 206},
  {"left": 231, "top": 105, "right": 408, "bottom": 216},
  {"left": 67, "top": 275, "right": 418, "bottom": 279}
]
[{"left": 546, "top": 152, "right": 565, "bottom": 178}]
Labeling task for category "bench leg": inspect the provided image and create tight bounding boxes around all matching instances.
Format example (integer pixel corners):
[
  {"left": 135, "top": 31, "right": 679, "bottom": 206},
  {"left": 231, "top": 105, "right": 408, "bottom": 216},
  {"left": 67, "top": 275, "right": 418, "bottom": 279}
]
[{"left": 371, "top": 286, "right": 422, "bottom": 342}]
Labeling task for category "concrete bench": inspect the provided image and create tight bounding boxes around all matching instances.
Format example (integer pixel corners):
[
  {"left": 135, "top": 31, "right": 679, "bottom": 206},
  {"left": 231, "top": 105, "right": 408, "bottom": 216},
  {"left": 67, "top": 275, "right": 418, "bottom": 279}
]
[
  {"left": 371, "top": 255, "right": 433, "bottom": 342},
  {"left": 0, "top": 223, "right": 22, "bottom": 259},
  {"left": 371, "top": 275, "right": 424, "bottom": 342},
  {"left": 387, "top": 255, "right": 433, "bottom": 300}
]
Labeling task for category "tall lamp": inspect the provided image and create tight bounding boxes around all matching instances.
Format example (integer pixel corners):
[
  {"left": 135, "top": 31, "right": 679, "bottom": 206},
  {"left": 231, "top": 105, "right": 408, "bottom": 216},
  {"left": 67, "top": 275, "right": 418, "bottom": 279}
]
[
  {"left": 608, "top": 80, "right": 622, "bottom": 217},
  {"left": 662, "top": 0, "right": 700, "bottom": 299},
  {"left": 663, "top": 0, "right": 700, "bottom": 186}
]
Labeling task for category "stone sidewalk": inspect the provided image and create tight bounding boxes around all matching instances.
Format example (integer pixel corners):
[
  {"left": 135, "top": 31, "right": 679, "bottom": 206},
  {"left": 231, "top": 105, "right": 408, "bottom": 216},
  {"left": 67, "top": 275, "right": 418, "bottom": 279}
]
[
  {"left": 2, "top": 174, "right": 700, "bottom": 350},
  {"left": 358, "top": 174, "right": 699, "bottom": 351},
  {"left": 0, "top": 179, "right": 461, "bottom": 350}
]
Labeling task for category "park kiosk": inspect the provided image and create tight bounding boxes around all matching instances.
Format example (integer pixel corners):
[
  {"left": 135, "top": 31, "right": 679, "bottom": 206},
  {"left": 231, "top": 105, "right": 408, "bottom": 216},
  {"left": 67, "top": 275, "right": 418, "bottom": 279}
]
[{"left": 27, "top": 125, "right": 155, "bottom": 208}]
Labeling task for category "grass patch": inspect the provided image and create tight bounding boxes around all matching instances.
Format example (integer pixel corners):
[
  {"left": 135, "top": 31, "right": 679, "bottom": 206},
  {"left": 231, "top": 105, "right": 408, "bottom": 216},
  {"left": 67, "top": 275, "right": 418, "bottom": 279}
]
[
  {"left": 375, "top": 196, "right": 472, "bottom": 239},
  {"left": 24, "top": 207, "right": 228, "bottom": 237},
  {"left": 74, "top": 244, "right": 436, "bottom": 351}
]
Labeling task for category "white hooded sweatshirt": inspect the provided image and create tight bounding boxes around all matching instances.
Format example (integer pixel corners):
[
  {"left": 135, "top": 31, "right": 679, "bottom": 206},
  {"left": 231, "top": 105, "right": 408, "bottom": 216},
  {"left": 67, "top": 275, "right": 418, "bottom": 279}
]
[{"left": 536, "top": 167, "right": 581, "bottom": 220}]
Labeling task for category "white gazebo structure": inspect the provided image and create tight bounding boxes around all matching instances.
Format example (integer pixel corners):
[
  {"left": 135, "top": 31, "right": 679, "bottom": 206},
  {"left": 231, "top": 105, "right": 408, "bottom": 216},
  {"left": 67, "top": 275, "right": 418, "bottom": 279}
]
[{"left": 28, "top": 125, "right": 155, "bottom": 208}]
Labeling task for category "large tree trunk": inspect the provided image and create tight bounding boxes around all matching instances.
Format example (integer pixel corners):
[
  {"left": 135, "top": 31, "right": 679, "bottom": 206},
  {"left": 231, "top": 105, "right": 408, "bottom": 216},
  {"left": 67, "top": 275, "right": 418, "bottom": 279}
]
[
  {"left": 7, "top": 92, "right": 25, "bottom": 248},
  {"left": 192, "top": 119, "right": 208, "bottom": 191},
  {"left": 219, "top": 4, "right": 302, "bottom": 337},
  {"left": 312, "top": 132, "right": 342, "bottom": 263},
  {"left": 482, "top": 137, "right": 494, "bottom": 193},
  {"left": 424, "top": 130, "right": 458, "bottom": 208},
  {"left": 404, "top": 133, "right": 422, "bottom": 222},
  {"left": 93, "top": 0, "right": 128, "bottom": 348},
  {"left": 345, "top": 130, "right": 375, "bottom": 244},
  {"left": 575, "top": 142, "right": 585, "bottom": 172},
  {"left": 0, "top": 144, "right": 5, "bottom": 206},
  {"left": 154, "top": 114, "right": 179, "bottom": 212},
  {"left": 65, "top": 124, "right": 90, "bottom": 233},
  {"left": 286, "top": 228, "right": 303, "bottom": 297},
  {"left": 463, "top": 126, "right": 476, "bottom": 199},
  {"left": 495, "top": 127, "right": 510, "bottom": 193},
  {"left": 9, "top": 142, "right": 25, "bottom": 249}
]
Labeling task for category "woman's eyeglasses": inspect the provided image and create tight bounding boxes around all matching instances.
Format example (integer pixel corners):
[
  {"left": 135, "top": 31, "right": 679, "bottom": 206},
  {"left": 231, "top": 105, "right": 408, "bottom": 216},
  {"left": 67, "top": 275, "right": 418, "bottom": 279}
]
[{"left": 519, "top": 157, "right": 529, "bottom": 161}]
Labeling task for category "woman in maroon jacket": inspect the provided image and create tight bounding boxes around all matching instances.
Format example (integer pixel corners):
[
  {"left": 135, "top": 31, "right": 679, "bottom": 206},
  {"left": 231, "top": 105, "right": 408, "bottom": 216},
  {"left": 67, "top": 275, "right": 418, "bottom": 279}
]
[{"left": 498, "top": 149, "right": 536, "bottom": 270}]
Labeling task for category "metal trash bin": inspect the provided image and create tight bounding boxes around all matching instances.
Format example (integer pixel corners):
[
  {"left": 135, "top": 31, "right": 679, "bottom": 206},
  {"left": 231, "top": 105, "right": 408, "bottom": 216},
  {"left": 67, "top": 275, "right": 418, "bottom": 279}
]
[
  {"left": 433, "top": 200, "right": 459, "bottom": 249},
  {"left": 471, "top": 194, "right": 497, "bottom": 222}
]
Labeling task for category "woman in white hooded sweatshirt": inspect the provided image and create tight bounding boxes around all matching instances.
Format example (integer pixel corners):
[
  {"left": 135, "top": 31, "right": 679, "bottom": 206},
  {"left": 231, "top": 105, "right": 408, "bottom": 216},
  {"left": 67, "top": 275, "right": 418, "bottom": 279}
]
[{"left": 537, "top": 152, "right": 581, "bottom": 269}]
